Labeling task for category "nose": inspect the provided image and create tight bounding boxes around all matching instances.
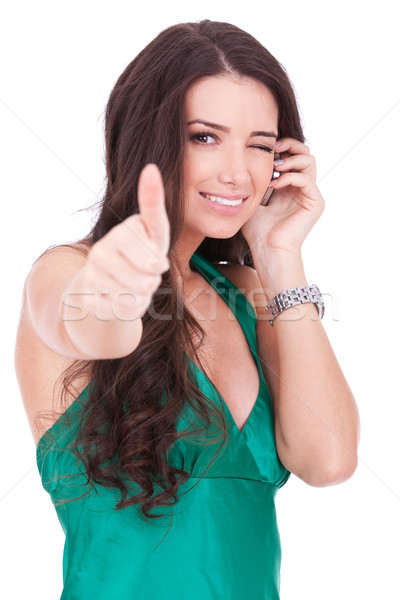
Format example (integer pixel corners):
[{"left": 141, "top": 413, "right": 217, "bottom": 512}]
[{"left": 217, "top": 144, "right": 250, "bottom": 189}]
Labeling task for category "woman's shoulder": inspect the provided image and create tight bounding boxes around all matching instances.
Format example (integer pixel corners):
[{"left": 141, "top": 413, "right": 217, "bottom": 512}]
[
  {"left": 31, "top": 241, "right": 91, "bottom": 265},
  {"left": 26, "top": 242, "right": 92, "bottom": 298}
]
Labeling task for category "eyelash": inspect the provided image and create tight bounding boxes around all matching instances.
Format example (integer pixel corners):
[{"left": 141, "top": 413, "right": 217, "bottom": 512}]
[{"left": 189, "top": 131, "right": 274, "bottom": 154}]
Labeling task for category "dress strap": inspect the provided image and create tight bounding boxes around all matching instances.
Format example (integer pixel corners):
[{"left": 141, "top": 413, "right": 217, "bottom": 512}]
[{"left": 189, "top": 250, "right": 258, "bottom": 354}]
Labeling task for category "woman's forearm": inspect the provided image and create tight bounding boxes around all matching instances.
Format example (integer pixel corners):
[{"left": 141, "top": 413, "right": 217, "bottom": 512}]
[
  {"left": 253, "top": 249, "right": 360, "bottom": 486},
  {"left": 62, "top": 267, "right": 144, "bottom": 360}
]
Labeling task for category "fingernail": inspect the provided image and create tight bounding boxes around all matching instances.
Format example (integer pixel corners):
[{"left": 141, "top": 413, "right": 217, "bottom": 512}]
[{"left": 274, "top": 159, "right": 284, "bottom": 166}]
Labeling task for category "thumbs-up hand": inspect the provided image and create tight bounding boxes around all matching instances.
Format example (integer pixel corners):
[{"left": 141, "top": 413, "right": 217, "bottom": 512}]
[{"left": 80, "top": 163, "right": 171, "bottom": 321}]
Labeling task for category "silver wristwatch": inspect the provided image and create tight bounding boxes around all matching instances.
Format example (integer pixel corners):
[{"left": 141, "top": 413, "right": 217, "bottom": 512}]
[{"left": 265, "top": 284, "right": 325, "bottom": 326}]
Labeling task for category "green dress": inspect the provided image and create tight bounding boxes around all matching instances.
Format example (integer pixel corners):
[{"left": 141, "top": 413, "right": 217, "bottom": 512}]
[{"left": 36, "top": 250, "right": 290, "bottom": 599}]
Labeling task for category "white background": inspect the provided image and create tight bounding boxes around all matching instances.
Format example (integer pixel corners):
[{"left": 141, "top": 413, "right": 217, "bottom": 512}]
[{"left": 2, "top": 0, "right": 400, "bottom": 598}]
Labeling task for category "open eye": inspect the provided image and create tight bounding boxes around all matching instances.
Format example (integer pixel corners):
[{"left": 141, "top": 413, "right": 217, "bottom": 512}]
[{"left": 189, "top": 132, "right": 218, "bottom": 144}]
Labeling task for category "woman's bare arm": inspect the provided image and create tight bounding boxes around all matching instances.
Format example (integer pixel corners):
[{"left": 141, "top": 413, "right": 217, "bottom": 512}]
[
  {"left": 245, "top": 260, "right": 360, "bottom": 487},
  {"left": 24, "top": 164, "right": 170, "bottom": 361},
  {"left": 24, "top": 246, "right": 144, "bottom": 360}
]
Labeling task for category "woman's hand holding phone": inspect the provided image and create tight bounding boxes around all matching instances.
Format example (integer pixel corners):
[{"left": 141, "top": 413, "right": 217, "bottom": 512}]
[{"left": 241, "top": 138, "right": 325, "bottom": 256}]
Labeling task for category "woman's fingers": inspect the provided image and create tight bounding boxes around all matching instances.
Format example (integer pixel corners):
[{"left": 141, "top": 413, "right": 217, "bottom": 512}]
[
  {"left": 89, "top": 239, "right": 164, "bottom": 291},
  {"left": 274, "top": 153, "right": 315, "bottom": 173},
  {"left": 270, "top": 171, "right": 317, "bottom": 196},
  {"left": 112, "top": 217, "right": 169, "bottom": 274},
  {"left": 275, "top": 138, "right": 310, "bottom": 155}
]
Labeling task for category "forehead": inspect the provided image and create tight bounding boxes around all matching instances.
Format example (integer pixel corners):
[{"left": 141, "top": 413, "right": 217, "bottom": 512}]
[{"left": 185, "top": 75, "right": 278, "bottom": 123}]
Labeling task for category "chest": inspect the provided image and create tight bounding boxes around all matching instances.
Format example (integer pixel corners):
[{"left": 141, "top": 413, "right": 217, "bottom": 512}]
[{"left": 184, "top": 272, "right": 260, "bottom": 432}]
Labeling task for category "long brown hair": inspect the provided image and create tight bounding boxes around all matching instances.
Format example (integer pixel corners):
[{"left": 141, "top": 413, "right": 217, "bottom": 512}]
[{"left": 41, "top": 20, "right": 305, "bottom": 521}]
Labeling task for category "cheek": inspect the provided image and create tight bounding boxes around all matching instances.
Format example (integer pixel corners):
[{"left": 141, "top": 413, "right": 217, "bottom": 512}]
[
  {"left": 184, "top": 151, "right": 214, "bottom": 187},
  {"left": 253, "top": 160, "right": 273, "bottom": 192}
]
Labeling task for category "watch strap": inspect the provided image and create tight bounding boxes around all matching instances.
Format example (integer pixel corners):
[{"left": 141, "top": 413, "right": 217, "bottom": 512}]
[{"left": 265, "top": 284, "right": 325, "bottom": 326}]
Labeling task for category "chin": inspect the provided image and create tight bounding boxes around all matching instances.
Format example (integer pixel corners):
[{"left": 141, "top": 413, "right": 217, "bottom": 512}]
[{"left": 203, "top": 226, "right": 242, "bottom": 240}]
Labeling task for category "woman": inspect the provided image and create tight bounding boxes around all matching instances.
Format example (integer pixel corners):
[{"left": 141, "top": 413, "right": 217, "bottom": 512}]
[{"left": 15, "top": 19, "right": 360, "bottom": 599}]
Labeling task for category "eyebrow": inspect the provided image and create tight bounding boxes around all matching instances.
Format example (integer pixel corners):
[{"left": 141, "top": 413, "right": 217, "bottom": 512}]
[{"left": 187, "top": 119, "right": 277, "bottom": 139}]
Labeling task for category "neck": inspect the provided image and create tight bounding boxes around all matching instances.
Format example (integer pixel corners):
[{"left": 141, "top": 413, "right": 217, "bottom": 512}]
[{"left": 171, "top": 232, "right": 205, "bottom": 282}]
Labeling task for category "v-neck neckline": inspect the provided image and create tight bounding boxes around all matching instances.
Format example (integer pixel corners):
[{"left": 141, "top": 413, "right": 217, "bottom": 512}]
[
  {"left": 188, "top": 357, "right": 262, "bottom": 436},
  {"left": 185, "top": 251, "right": 263, "bottom": 436}
]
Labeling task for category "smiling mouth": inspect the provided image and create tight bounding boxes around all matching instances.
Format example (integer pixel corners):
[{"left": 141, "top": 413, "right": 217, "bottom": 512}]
[{"left": 200, "top": 193, "right": 248, "bottom": 206}]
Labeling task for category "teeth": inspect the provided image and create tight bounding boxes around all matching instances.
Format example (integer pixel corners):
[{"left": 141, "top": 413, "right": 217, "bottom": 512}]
[{"left": 204, "top": 194, "right": 244, "bottom": 207}]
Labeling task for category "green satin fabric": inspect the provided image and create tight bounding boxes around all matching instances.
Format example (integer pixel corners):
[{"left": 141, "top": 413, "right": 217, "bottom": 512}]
[{"left": 36, "top": 250, "right": 290, "bottom": 599}]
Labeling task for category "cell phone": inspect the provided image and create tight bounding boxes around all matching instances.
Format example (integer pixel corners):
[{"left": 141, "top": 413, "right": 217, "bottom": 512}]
[{"left": 261, "top": 152, "right": 281, "bottom": 206}]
